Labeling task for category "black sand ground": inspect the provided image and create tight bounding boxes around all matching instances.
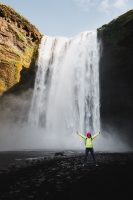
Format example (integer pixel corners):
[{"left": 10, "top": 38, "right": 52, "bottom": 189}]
[{"left": 0, "top": 152, "right": 133, "bottom": 199}]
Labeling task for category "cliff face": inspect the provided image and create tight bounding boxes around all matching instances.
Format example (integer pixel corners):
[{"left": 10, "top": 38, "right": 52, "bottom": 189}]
[
  {"left": 98, "top": 10, "right": 133, "bottom": 140},
  {"left": 0, "top": 4, "right": 41, "bottom": 94}
]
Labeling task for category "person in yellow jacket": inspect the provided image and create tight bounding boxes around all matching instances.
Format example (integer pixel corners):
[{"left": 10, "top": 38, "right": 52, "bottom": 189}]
[{"left": 77, "top": 131, "right": 100, "bottom": 165}]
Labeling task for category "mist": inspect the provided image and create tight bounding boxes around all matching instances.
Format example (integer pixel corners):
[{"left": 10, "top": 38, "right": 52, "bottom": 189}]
[
  {"left": 0, "top": 122, "right": 131, "bottom": 152},
  {"left": 0, "top": 92, "right": 131, "bottom": 152}
]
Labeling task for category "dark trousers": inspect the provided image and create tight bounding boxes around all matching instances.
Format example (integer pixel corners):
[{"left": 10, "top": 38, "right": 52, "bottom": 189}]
[{"left": 84, "top": 148, "right": 96, "bottom": 163}]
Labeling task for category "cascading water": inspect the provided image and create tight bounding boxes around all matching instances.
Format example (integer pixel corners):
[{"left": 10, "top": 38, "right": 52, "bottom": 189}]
[{"left": 29, "top": 31, "right": 100, "bottom": 144}]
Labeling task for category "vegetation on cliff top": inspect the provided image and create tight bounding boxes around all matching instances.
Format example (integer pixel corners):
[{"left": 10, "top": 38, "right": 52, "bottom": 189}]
[
  {"left": 97, "top": 10, "right": 133, "bottom": 45},
  {"left": 0, "top": 3, "right": 41, "bottom": 42}
]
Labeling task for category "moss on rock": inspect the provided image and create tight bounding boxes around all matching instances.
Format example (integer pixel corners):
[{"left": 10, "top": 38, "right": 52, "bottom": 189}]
[{"left": 0, "top": 3, "right": 42, "bottom": 94}]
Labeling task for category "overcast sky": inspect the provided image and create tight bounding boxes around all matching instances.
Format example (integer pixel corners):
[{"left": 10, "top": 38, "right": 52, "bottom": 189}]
[{"left": 0, "top": 0, "right": 133, "bottom": 36}]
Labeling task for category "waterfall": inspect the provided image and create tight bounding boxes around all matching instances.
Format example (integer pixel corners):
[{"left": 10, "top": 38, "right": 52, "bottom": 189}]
[{"left": 29, "top": 31, "right": 100, "bottom": 139}]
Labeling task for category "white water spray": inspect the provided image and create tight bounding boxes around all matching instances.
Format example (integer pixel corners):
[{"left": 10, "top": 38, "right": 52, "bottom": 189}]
[{"left": 29, "top": 31, "right": 100, "bottom": 141}]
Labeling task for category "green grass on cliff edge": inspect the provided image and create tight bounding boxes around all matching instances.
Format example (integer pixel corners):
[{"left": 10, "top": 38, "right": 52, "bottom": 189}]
[
  {"left": 98, "top": 10, "right": 133, "bottom": 44},
  {"left": 98, "top": 10, "right": 133, "bottom": 31}
]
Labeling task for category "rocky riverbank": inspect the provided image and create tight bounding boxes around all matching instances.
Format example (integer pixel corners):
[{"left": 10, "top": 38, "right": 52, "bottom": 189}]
[{"left": 0, "top": 151, "right": 133, "bottom": 199}]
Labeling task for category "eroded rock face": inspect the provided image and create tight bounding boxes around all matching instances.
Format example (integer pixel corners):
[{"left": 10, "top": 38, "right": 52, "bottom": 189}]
[
  {"left": 98, "top": 10, "right": 133, "bottom": 141},
  {"left": 0, "top": 4, "right": 41, "bottom": 94}
]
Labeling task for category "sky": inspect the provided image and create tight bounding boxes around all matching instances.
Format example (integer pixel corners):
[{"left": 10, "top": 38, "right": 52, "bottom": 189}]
[{"left": 0, "top": 0, "right": 133, "bottom": 36}]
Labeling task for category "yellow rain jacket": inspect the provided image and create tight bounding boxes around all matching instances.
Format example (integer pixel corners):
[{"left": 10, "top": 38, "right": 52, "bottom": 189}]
[{"left": 78, "top": 133, "right": 99, "bottom": 148}]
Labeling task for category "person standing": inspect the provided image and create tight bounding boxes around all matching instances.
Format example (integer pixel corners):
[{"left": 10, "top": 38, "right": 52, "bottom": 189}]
[{"left": 77, "top": 131, "right": 100, "bottom": 166}]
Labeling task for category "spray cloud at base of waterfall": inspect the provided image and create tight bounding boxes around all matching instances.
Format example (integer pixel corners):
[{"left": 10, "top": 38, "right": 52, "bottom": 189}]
[
  {"left": 0, "top": 122, "right": 132, "bottom": 152},
  {"left": 0, "top": 93, "right": 131, "bottom": 151}
]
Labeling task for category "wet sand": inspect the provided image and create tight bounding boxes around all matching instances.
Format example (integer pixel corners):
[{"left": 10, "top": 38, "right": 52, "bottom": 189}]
[{"left": 0, "top": 151, "right": 133, "bottom": 199}]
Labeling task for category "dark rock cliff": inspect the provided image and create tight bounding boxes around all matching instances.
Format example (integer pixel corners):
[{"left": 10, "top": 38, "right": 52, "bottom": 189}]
[
  {"left": 0, "top": 4, "right": 42, "bottom": 94},
  {"left": 98, "top": 10, "right": 133, "bottom": 142}
]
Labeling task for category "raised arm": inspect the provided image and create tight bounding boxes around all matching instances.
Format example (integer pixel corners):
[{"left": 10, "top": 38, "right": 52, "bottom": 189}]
[
  {"left": 76, "top": 131, "right": 86, "bottom": 140},
  {"left": 92, "top": 132, "right": 100, "bottom": 140}
]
